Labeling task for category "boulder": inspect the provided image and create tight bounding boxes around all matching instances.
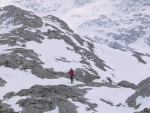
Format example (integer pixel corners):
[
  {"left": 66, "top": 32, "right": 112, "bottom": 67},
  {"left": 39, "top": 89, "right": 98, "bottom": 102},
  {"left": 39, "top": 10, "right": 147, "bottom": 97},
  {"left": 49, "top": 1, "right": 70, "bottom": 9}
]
[
  {"left": 117, "top": 80, "right": 138, "bottom": 90},
  {"left": 0, "top": 77, "right": 6, "bottom": 87}
]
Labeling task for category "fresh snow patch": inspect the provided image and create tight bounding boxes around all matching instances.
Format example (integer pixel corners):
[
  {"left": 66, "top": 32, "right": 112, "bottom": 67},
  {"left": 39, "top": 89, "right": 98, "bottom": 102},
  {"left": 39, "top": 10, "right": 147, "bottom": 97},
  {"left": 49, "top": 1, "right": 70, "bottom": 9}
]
[
  {"left": 26, "top": 39, "right": 83, "bottom": 71},
  {"left": 84, "top": 86, "right": 135, "bottom": 113},
  {"left": 135, "top": 96, "right": 150, "bottom": 112},
  {"left": 93, "top": 43, "right": 150, "bottom": 85},
  {"left": 3, "top": 96, "right": 29, "bottom": 112}
]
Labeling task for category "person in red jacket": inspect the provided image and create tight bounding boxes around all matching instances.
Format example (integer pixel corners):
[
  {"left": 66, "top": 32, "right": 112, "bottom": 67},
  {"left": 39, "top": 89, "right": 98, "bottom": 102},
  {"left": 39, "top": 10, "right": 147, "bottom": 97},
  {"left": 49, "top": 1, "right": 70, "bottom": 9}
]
[{"left": 69, "top": 68, "right": 74, "bottom": 83}]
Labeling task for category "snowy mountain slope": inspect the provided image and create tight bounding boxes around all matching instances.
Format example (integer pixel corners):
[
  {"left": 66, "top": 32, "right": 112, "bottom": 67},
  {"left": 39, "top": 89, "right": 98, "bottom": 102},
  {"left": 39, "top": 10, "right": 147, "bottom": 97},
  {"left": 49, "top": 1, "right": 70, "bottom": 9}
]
[
  {"left": 0, "top": 0, "right": 120, "bottom": 29},
  {"left": 1, "top": 0, "right": 150, "bottom": 53},
  {"left": 0, "top": 5, "right": 107, "bottom": 113},
  {"left": 0, "top": 5, "right": 111, "bottom": 83},
  {"left": 93, "top": 42, "right": 150, "bottom": 84},
  {"left": 0, "top": 4, "right": 150, "bottom": 113}
]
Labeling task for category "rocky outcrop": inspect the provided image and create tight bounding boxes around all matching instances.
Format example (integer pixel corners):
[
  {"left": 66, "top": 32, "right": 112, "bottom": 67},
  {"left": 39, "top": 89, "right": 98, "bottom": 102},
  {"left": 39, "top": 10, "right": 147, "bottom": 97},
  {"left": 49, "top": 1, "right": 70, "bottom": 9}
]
[
  {"left": 0, "top": 77, "right": 6, "bottom": 87},
  {"left": 3, "top": 92, "right": 15, "bottom": 99},
  {"left": 74, "top": 68, "right": 100, "bottom": 83},
  {"left": 0, "top": 101, "right": 18, "bottom": 113},
  {"left": 133, "top": 52, "right": 147, "bottom": 64},
  {"left": 0, "top": 5, "right": 43, "bottom": 28},
  {"left": 16, "top": 85, "right": 86, "bottom": 99},
  {"left": 126, "top": 85, "right": 150, "bottom": 108},
  {"left": 2, "top": 85, "right": 97, "bottom": 113},
  {"left": 43, "top": 15, "right": 74, "bottom": 33},
  {"left": 100, "top": 98, "right": 114, "bottom": 106},
  {"left": 117, "top": 80, "right": 138, "bottom": 90},
  {"left": 138, "top": 77, "right": 150, "bottom": 88},
  {"left": 126, "top": 77, "right": 150, "bottom": 109},
  {"left": 17, "top": 98, "right": 56, "bottom": 113},
  {"left": 0, "top": 49, "right": 56, "bottom": 79},
  {"left": 0, "top": 27, "right": 44, "bottom": 46},
  {"left": 135, "top": 108, "right": 150, "bottom": 113}
]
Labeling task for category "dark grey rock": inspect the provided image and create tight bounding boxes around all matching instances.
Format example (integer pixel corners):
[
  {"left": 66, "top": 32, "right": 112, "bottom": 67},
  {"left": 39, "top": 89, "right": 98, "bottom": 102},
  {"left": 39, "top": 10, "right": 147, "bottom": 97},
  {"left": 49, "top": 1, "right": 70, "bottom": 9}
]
[
  {"left": 21, "top": 107, "right": 42, "bottom": 113},
  {"left": 106, "top": 77, "right": 114, "bottom": 84},
  {"left": 0, "top": 102, "right": 17, "bottom": 113},
  {"left": 117, "top": 80, "right": 138, "bottom": 90},
  {"left": 100, "top": 98, "right": 114, "bottom": 106},
  {"left": 87, "top": 41, "right": 94, "bottom": 52},
  {"left": 17, "top": 98, "right": 55, "bottom": 113},
  {"left": 116, "top": 103, "right": 124, "bottom": 107},
  {"left": 0, "top": 48, "right": 57, "bottom": 79},
  {"left": 0, "top": 103, "right": 11, "bottom": 108},
  {"left": 12, "top": 84, "right": 97, "bottom": 113},
  {"left": 126, "top": 85, "right": 150, "bottom": 108},
  {"left": 0, "top": 5, "right": 43, "bottom": 28},
  {"left": 3, "top": 92, "right": 15, "bottom": 99},
  {"left": 138, "top": 77, "right": 150, "bottom": 88},
  {"left": 44, "top": 15, "right": 73, "bottom": 33},
  {"left": 133, "top": 53, "right": 146, "bottom": 64},
  {"left": 17, "top": 85, "right": 85, "bottom": 98},
  {"left": 0, "top": 77, "right": 6, "bottom": 87},
  {"left": 49, "top": 68, "right": 54, "bottom": 72},
  {"left": 74, "top": 68, "right": 100, "bottom": 83},
  {"left": 57, "top": 100, "right": 77, "bottom": 113},
  {"left": 0, "top": 27, "right": 44, "bottom": 45},
  {"left": 31, "top": 67, "right": 56, "bottom": 79},
  {"left": 72, "top": 34, "right": 84, "bottom": 46},
  {"left": 135, "top": 108, "right": 150, "bottom": 113},
  {"left": 0, "top": 108, "right": 16, "bottom": 113},
  {"left": 19, "top": 29, "right": 44, "bottom": 43}
]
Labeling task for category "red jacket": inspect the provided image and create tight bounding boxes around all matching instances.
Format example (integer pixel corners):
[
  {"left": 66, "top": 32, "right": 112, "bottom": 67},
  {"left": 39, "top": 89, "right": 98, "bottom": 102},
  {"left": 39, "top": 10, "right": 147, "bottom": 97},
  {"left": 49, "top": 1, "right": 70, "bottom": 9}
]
[{"left": 69, "top": 69, "right": 74, "bottom": 76}]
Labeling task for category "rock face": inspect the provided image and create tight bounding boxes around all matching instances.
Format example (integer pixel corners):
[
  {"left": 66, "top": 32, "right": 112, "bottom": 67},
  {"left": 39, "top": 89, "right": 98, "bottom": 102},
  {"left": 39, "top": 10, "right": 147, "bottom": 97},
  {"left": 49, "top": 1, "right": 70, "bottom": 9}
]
[
  {"left": 3, "top": 92, "right": 15, "bottom": 99},
  {"left": 18, "top": 98, "right": 56, "bottom": 113},
  {"left": 0, "top": 101, "right": 18, "bottom": 113},
  {"left": 0, "top": 5, "right": 43, "bottom": 28},
  {"left": 117, "top": 80, "right": 138, "bottom": 90},
  {"left": 2, "top": 85, "right": 96, "bottom": 113},
  {"left": 138, "top": 77, "right": 150, "bottom": 88},
  {"left": 133, "top": 52, "right": 147, "bottom": 64},
  {"left": 0, "top": 77, "right": 6, "bottom": 87},
  {"left": 126, "top": 85, "right": 150, "bottom": 108},
  {"left": 43, "top": 15, "right": 74, "bottom": 33},
  {"left": 126, "top": 77, "right": 150, "bottom": 108},
  {"left": 0, "top": 49, "right": 56, "bottom": 79}
]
